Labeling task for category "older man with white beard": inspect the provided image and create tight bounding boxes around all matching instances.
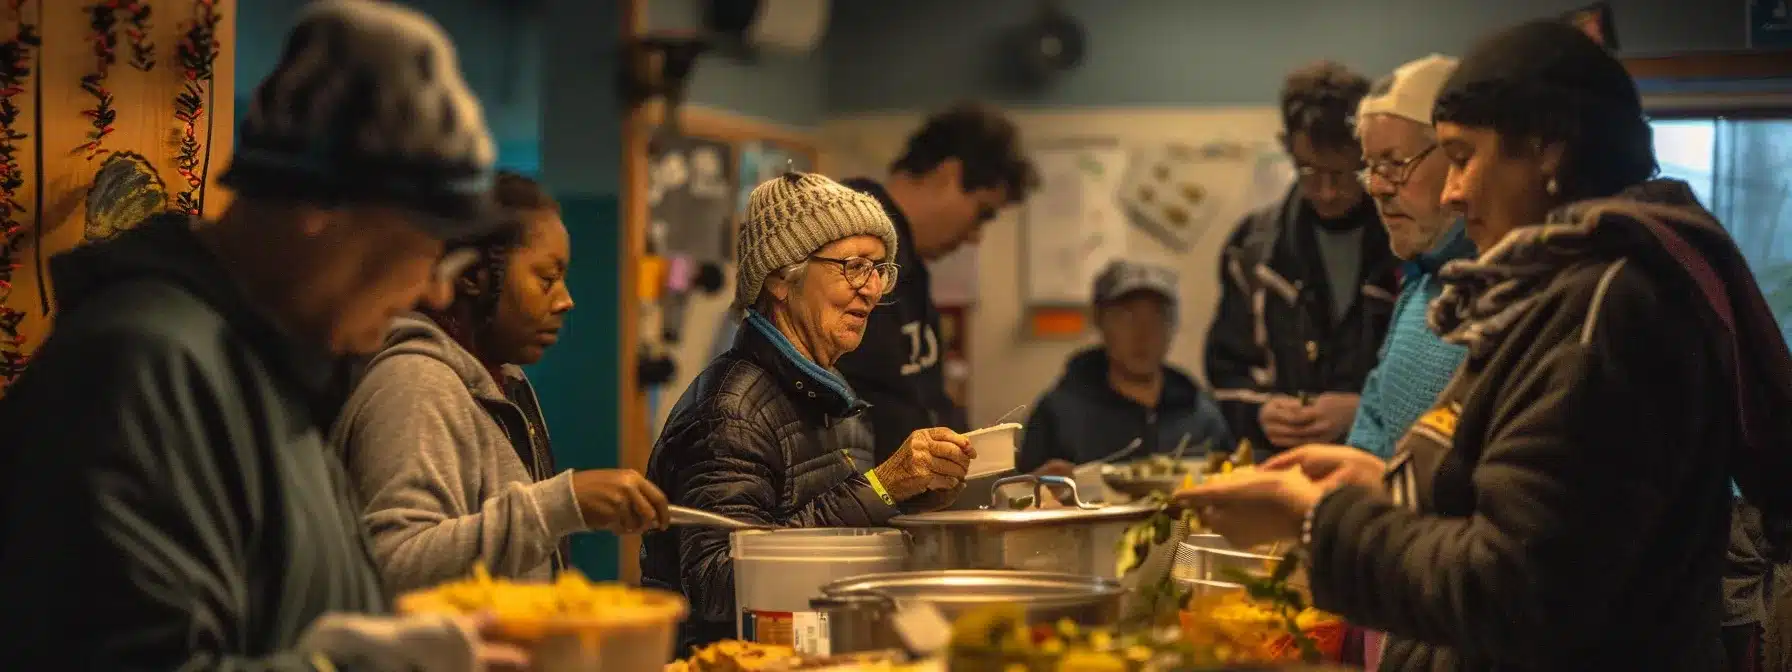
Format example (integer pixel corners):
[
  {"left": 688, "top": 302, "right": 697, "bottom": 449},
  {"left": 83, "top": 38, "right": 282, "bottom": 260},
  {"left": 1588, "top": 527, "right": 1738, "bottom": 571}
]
[
  {"left": 1335, "top": 54, "right": 1473, "bottom": 462},
  {"left": 1304, "top": 55, "right": 1471, "bottom": 668}
]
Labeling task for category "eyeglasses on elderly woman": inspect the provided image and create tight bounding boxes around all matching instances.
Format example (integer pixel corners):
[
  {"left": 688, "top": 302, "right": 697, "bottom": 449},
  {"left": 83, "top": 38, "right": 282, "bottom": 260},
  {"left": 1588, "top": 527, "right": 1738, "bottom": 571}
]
[{"left": 800, "top": 254, "right": 901, "bottom": 295}]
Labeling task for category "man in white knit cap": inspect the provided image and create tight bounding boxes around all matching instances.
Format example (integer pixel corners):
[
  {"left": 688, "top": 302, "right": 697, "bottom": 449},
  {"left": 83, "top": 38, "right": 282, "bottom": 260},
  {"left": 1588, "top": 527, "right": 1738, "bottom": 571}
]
[
  {"left": 0, "top": 2, "right": 526, "bottom": 669},
  {"left": 1259, "top": 53, "right": 1468, "bottom": 669}
]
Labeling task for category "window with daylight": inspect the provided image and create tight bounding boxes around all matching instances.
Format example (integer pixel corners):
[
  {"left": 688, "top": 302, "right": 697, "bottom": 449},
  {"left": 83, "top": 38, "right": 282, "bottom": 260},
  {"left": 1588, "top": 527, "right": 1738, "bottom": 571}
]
[{"left": 1651, "top": 116, "right": 1792, "bottom": 344}]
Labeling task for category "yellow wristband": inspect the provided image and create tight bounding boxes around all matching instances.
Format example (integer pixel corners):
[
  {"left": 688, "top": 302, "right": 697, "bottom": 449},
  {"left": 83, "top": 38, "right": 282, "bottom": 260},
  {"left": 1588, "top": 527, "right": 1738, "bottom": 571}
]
[{"left": 865, "top": 469, "right": 895, "bottom": 506}]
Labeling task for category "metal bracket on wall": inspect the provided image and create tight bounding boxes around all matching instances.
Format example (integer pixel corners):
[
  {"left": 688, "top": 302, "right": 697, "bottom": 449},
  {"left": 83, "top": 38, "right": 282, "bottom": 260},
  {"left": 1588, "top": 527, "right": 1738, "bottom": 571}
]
[{"left": 618, "top": 33, "right": 711, "bottom": 153}]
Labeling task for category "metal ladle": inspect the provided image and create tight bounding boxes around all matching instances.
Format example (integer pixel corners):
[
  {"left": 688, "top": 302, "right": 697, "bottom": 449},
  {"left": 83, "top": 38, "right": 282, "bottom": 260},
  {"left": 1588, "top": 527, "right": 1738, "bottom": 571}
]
[{"left": 668, "top": 505, "right": 773, "bottom": 530}]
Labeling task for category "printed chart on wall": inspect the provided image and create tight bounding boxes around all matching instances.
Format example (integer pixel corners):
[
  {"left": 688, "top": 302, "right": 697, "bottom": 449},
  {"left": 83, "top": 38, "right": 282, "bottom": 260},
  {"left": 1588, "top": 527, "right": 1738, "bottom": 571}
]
[
  {"left": 1021, "top": 142, "right": 1131, "bottom": 306},
  {"left": 1117, "top": 141, "right": 1284, "bottom": 252}
]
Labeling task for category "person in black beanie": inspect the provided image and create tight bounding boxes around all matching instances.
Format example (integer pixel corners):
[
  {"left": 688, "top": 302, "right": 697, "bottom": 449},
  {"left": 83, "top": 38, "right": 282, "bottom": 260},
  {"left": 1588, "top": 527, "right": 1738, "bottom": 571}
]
[
  {"left": 1177, "top": 19, "right": 1792, "bottom": 672},
  {"left": 0, "top": 2, "right": 529, "bottom": 669}
]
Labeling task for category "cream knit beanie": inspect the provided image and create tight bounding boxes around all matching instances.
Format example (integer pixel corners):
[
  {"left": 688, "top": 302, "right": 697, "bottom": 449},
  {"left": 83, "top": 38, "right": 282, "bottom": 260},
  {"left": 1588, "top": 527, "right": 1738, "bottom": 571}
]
[
  {"left": 735, "top": 172, "right": 899, "bottom": 308},
  {"left": 1357, "top": 54, "right": 1459, "bottom": 126}
]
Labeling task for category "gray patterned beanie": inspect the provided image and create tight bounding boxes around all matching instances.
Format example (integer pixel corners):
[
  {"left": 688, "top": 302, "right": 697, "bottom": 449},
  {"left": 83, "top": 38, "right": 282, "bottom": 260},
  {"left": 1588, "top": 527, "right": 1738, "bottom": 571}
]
[
  {"left": 736, "top": 172, "right": 898, "bottom": 308},
  {"left": 220, "top": 0, "right": 506, "bottom": 242}
]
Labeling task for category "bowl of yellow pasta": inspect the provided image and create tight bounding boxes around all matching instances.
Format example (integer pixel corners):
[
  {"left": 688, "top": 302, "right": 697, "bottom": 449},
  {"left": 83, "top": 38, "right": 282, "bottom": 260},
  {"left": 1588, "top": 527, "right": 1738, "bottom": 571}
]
[{"left": 399, "top": 565, "right": 689, "bottom": 672}]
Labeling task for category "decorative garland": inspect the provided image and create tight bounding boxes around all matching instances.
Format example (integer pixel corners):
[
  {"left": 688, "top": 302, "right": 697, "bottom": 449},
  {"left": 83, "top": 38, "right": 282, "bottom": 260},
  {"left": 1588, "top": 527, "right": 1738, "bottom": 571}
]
[
  {"left": 123, "top": 1, "right": 154, "bottom": 72},
  {"left": 75, "top": 2, "right": 122, "bottom": 160},
  {"left": 0, "top": 0, "right": 39, "bottom": 385},
  {"left": 173, "top": 0, "right": 221, "bottom": 216}
]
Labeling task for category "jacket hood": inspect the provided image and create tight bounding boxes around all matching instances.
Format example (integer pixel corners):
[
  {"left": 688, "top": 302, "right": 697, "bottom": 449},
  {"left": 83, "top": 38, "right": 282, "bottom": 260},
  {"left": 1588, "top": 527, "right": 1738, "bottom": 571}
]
[
  {"left": 1059, "top": 347, "right": 1203, "bottom": 411},
  {"left": 364, "top": 313, "right": 518, "bottom": 401},
  {"left": 53, "top": 214, "right": 245, "bottom": 318},
  {"left": 1431, "top": 178, "right": 1792, "bottom": 521},
  {"left": 49, "top": 214, "right": 338, "bottom": 397}
]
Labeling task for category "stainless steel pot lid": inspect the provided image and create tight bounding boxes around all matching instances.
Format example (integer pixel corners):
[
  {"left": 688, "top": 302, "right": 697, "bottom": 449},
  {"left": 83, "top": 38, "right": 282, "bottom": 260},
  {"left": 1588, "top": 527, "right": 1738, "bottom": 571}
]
[
  {"left": 820, "top": 570, "right": 1123, "bottom": 605},
  {"left": 889, "top": 500, "right": 1158, "bottom": 529}
]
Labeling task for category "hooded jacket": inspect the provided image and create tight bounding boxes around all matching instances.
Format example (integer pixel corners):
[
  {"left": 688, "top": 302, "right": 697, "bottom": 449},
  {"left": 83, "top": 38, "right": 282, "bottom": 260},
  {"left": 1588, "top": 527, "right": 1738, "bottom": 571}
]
[
  {"left": 1017, "top": 348, "right": 1232, "bottom": 472},
  {"left": 1306, "top": 181, "right": 1785, "bottom": 671},
  {"left": 1205, "top": 187, "right": 1400, "bottom": 457},
  {"left": 333, "top": 314, "right": 585, "bottom": 594},
  {"left": 0, "top": 214, "right": 386, "bottom": 669}
]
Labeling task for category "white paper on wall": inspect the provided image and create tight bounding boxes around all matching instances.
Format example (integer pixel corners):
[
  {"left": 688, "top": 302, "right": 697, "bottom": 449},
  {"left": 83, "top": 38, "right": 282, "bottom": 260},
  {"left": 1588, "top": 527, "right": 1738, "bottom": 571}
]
[
  {"left": 1118, "top": 141, "right": 1266, "bottom": 251},
  {"left": 1020, "top": 142, "right": 1131, "bottom": 306},
  {"left": 930, "top": 244, "right": 979, "bottom": 306}
]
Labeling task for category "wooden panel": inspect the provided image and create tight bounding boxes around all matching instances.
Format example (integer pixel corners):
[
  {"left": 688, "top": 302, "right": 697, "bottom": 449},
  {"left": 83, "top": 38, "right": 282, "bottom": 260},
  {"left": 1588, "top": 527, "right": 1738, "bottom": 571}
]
[
  {"left": 3, "top": 0, "right": 233, "bottom": 377},
  {"left": 619, "top": 0, "right": 647, "bottom": 586},
  {"left": 1625, "top": 51, "right": 1792, "bottom": 81},
  {"left": 642, "top": 100, "right": 820, "bottom": 158}
]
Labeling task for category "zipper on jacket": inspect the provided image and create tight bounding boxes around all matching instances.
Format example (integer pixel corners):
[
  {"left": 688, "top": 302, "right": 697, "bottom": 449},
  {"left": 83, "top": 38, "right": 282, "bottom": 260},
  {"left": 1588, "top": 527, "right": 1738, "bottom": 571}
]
[{"left": 1142, "top": 410, "right": 1158, "bottom": 455}]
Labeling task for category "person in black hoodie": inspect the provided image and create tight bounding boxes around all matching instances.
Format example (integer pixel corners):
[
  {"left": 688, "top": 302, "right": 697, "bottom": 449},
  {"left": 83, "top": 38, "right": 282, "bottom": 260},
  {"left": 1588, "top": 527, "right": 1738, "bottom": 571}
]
[
  {"left": 837, "top": 102, "right": 1039, "bottom": 459},
  {"left": 1019, "top": 261, "right": 1231, "bottom": 475},
  {"left": 1205, "top": 62, "right": 1400, "bottom": 459},
  {"left": 1178, "top": 20, "right": 1792, "bottom": 672},
  {"left": 0, "top": 2, "right": 528, "bottom": 670}
]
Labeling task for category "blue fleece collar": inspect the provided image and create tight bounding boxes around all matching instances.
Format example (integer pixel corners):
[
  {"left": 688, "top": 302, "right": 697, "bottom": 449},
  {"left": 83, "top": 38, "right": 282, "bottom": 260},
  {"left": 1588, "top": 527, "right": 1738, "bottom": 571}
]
[{"left": 742, "top": 310, "right": 862, "bottom": 406}]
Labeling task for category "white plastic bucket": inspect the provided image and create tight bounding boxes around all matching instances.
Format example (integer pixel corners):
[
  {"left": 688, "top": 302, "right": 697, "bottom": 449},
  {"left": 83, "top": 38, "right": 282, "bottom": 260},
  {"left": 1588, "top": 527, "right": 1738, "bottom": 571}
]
[{"left": 730, "top": 528, "right": 908, "bottom": 656}]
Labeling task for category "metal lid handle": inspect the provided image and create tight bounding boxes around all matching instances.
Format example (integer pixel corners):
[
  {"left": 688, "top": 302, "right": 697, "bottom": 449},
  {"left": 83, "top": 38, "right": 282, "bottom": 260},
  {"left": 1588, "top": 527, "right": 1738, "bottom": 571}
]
[{"left": 987, "top": 473, "right": 1099, "bottom": 510}]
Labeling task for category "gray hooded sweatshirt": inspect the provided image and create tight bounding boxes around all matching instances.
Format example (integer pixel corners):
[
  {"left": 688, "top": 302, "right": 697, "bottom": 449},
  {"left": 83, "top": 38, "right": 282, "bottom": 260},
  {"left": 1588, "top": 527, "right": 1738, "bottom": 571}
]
[{"left": 333, "top": 314, "right": 588, "bottom": 593}]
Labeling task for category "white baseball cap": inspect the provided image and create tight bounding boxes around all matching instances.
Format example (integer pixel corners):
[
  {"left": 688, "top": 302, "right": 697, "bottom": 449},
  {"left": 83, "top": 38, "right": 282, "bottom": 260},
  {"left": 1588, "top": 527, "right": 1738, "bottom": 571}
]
[{"left": 1356, "top": 54, "right": 1459, "bottom": 126}]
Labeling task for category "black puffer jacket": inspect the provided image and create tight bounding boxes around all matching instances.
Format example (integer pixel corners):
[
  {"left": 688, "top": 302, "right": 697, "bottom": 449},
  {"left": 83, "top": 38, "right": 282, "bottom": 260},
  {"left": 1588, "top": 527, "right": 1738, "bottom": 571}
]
[{"left": 642, "top": 311, "right": 900, "bottom": 653}]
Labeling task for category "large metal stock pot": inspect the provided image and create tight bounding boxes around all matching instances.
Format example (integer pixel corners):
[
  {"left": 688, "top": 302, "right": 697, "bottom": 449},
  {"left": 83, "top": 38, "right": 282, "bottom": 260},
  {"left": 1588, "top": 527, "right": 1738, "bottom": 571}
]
[{"left": 888, "top": 474, "right": 1158, "bottom": 577}]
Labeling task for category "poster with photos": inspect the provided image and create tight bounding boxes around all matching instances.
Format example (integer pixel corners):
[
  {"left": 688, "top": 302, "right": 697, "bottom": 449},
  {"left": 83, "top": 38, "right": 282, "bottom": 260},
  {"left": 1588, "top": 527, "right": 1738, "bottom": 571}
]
[{"left": 649, "top": 135, "right": 737, "bottom": 264}]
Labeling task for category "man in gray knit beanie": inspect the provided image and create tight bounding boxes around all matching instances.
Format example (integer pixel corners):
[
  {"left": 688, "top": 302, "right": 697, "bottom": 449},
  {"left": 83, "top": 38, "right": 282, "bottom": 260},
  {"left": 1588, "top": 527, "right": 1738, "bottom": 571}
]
[
  {"left": 736, "top": 171, "right": 900, "bottom": 309},
  {"left": 0, "top": 2, "right": 524, "bottom": 669}
]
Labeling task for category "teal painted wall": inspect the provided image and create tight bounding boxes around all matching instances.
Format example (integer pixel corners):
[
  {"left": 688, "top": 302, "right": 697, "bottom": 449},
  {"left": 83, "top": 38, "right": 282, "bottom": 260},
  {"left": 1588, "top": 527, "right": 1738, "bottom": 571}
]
[
  {"left": 535, "top": 0, "right": 628, "bottom": 581},
  {"left": 529, "top": 194, "right": 623, "bottom": 580}
]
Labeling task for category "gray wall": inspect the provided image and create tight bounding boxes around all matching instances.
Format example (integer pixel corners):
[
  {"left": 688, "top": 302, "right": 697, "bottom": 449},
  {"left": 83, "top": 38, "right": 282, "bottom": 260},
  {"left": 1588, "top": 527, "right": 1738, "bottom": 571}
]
[
  {"left": 647, "top": 0, "right": 830, "bottom": 126},
  {"left": 823, "top": 0, "right": 1754, "bottom": 113}
]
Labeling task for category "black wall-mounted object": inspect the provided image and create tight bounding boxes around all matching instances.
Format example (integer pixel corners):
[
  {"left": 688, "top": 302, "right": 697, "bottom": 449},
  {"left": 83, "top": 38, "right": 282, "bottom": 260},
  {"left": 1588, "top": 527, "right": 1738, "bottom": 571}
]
[
  {"left": 694, "top": 262, "right": 727, "bottom": 295},
  {"left": 637, "top": 350, "right": 678, "bottom": 387},
  {"left": 1008, "top": 0, "right": 1087, "bottom": 89},
  {"left": 619, "top": 34, "right": 711, "bottom": 151}
]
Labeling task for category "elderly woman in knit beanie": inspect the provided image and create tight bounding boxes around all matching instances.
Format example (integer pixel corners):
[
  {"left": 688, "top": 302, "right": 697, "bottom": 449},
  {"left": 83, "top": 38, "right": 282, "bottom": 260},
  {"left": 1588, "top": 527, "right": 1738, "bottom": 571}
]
[
  {"left": 1177, "top": 19, "right": 1792, "bottom": 671},
  {"left": 642, "top": 172, "right": 974, "bottom": 652}
]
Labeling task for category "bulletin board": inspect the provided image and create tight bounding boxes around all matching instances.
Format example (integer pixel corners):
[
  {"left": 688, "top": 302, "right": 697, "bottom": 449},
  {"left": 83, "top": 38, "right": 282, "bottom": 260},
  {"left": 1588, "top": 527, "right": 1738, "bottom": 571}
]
[
  {"left": 648, "top": 134, "right": 736, "bottom": 265},
  {"left": 627, "top": 102, "right": 820, "bottom": 442}
]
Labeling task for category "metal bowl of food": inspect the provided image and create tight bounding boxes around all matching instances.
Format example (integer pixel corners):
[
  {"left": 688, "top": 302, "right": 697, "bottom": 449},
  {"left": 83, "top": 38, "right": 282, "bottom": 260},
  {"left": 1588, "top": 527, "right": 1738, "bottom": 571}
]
[{"left": 1099, "top": 455, "right": 1208, "bottom": 499}]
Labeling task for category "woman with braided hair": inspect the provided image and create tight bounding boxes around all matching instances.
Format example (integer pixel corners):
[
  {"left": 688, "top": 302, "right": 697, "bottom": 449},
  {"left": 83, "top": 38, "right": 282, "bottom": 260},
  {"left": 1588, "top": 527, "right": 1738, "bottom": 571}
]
[{"left": 335, "top": 171, "right": 670, "bottom": 594}]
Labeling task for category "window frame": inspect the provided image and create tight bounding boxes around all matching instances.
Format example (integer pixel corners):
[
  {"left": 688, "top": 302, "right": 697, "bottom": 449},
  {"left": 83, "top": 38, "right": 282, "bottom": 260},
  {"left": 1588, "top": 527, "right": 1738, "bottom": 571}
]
[{"left": 1627, "top": 51, "right": 1792, "bottom": 119}]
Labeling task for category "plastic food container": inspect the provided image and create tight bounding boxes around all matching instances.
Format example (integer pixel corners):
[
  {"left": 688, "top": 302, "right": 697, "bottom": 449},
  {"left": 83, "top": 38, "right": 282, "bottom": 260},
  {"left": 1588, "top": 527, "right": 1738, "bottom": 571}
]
[
  {"left": 397, "top": 579, "right": 688, "bottom": 672},
  {"left": 730, "top": 527, "right": 909, "bottom": 655},
  {"left": 964, "top": 423, "right": 1021, "bottom": 478}
]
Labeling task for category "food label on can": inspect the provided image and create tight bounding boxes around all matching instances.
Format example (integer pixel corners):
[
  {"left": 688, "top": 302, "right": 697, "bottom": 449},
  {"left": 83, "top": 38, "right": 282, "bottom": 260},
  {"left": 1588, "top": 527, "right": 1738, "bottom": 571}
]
[
  {"left": 792, "top": 611, "right": 831, "bottom": 657},
  {"left": 745, "top": 610, "right": 794, "bottom": 646}
]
